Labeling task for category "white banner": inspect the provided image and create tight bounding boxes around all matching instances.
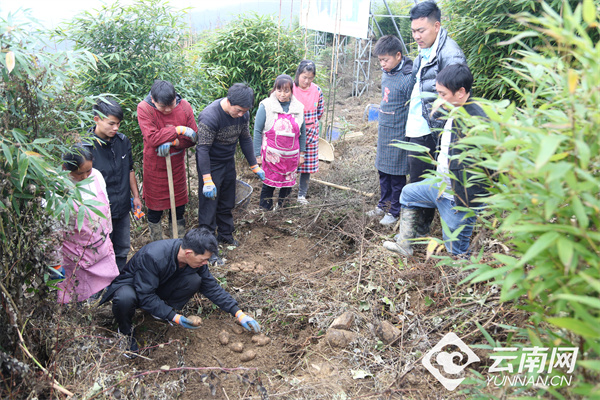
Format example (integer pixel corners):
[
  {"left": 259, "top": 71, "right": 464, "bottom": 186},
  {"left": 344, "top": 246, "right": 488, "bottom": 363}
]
[{"left": 300, "top": 0, "right": 371, "bottom": 39}]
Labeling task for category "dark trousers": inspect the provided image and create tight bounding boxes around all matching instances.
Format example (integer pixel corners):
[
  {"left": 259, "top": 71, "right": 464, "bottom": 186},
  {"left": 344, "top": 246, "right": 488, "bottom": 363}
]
[
  {"left": 110, "top": 215, "right": 131, "bottom": 272},
  {"left": 408, "top": 134, "right": 438, "bottom": 229},
  {"left": 111, "top": 271, "right": 202, "bottom": 336},
  {"left": 147, "top": 205, "right": 185, "bottom": 224},
  {"left": 408, "top": 134, "right": 438, "bottom": 182},
  {"left": 259, "top": 185, "right": 292, "bottom": 210},
  {"left": 197, "top": 159, "right": 236, "bottom": 242},
  {"left": 377, "top": 171, "right": 406, "bottom": 218}
]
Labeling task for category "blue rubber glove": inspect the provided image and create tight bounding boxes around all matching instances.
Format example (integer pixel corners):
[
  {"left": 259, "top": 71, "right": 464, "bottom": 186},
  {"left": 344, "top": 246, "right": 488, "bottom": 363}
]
[
  {"left": 176, "top": 126, "right": 197, "bottom": 143},
  {"left": 48, "top": 265, "right": 65, "bottom": 281},
  {"left": 172, "top": 314, "right": 201, "bottom": 329},
  {"left": 157, "top": 142, "right": 172, "bottom": 157},
  {"left": 202, "top": 175, "right": 217, "bottom": 199},
  {"left": 236, "top": 310, "right": 261, "bottom": 333},
  {"left": 250, "top": 164, "right": 266, "bottom": 181}
]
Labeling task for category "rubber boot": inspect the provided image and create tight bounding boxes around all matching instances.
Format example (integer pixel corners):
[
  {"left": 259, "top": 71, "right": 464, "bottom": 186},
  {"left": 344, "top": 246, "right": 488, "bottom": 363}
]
[
  {"left": 148, "top": 221, "right": 163, "bottom": 242},
  {"left": 383, "top": 208, "right": 418, "bottom": 256},
  {"left": 415, "top": 208, "right": 435, "bottom": 237},
  {"left": 176, "top": 219, "right": 186, "bottom": 238}
]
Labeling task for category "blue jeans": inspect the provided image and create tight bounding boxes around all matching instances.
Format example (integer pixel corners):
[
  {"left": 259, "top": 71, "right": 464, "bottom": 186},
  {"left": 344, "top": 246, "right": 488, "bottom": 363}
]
[{"left": 400, "top": 179, "right": 477, "bottom": 255}]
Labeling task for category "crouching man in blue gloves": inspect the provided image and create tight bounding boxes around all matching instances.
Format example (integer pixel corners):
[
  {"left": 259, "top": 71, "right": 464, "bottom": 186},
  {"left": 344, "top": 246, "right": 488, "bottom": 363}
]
[{"left": 99, "top": 226, "right": 260, "bottom": 358}]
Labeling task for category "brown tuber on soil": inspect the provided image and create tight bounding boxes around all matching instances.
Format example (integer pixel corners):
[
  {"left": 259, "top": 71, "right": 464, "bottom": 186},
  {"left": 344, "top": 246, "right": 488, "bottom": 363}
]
[
  {"left": 229, "top": 342, "right": 244, "bottom": 353},
  {"left": 240, "top": 350, "right": 256, "bottom": 362},
  {"left": 187, "top": 316, "right": 202, "bottom": 326},
  {"left": 218, "top": 330, "right": 230, "bottom": 345},
  {"left": 251, "top": 334, "right": 271, "bottom": 346},
  {"left": 231, "top": 324, "right": 245, "bottom": 335}
]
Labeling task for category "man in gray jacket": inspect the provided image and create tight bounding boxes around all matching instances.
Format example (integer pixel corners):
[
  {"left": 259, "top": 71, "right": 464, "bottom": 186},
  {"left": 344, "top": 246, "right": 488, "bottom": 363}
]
[{"left": 405, "top": 1, "right": 466, "bottom": 236}]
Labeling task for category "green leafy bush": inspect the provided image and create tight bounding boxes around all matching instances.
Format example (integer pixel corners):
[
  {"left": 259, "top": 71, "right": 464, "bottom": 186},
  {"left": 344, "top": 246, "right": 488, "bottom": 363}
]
[
  {"left": 454, "top": 1, "right": 600, "bottom": 396},
  {"left": 1, "top": 10, "right": 103, "bottom": 375},
  {"left": 59, "top": 0, "right": 223, "bottom": 162},
  {"left": 199, "top": 12, "right": 303, "bottom": 115},
  {"left": 444, "top": 0, "right": 600, "bottom": 103}
]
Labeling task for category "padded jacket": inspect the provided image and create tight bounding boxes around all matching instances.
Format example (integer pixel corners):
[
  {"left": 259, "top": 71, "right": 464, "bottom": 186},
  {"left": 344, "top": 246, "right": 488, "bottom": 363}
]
[
  {"left": 413, "top": 28, "right": 466, "bottom": 131},
  {"left": 84, "top": 129, "right": 133, "bottom": 219},
  {"left": 100, "top": 239, "right": 240, "bottom": 320}
]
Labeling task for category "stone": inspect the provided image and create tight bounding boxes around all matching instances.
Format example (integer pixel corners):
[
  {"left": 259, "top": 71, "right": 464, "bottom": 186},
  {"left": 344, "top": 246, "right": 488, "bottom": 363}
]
[
  {"left": 324, "top": 328, "right": 357, "bottom": 348},
  {"left": 375, "top": 321, "right": 401, "bottom": 345},
  {"left": 330, "top": 311, "right": 355, "bottom": 331}
]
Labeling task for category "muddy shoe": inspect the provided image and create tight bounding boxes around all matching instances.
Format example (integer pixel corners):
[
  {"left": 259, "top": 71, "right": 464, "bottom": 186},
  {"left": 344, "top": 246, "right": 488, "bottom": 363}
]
[
  {"left": 366, "top": 207, "right": 385, "bottom": 218},
  {"left": 383, "top": 240, "right": 413, "bottom": 256},
  {"left": 209, "top": 253, "right": 225, "bottom": 266},
  {"left": 218, "top": 236, "right": 239, "bottom": 247},
  {"left": 379, "top": 213, "right": 398, "bottom": 226},
  {"left": 297, "top": 196, "right": 309, "bottom": 205},
  {"left": 119, "top": 330, "right": 139, "bottom": 359}
]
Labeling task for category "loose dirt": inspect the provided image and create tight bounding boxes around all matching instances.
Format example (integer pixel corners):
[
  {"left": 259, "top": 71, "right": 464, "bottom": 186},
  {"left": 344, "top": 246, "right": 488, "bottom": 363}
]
[{"left": 24, "top": 50, "right": 525, "bottom": 400}]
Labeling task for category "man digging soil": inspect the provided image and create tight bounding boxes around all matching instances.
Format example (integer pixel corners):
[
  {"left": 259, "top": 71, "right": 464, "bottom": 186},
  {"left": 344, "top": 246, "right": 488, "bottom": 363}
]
[{"left": 99, "top": 227, "right": 260, "bottom": 358}]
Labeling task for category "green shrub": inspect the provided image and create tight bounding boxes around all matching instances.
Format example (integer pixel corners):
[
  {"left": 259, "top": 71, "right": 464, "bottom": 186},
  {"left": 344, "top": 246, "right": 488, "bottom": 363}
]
[
  {"left": 444, "top": 0, "right": 600, "bottom": 103},
  {"left": 199, "top": 12, "right": 303, "bottom": 116},
  {"left": 1, "top": 10, "right": 103, "bottom": 369},
  {"left": 59, "top": 0, "right": 223, "bottom": 163},
  {"left": 454, "top": 1, "right": 600, "bottom": 396}
]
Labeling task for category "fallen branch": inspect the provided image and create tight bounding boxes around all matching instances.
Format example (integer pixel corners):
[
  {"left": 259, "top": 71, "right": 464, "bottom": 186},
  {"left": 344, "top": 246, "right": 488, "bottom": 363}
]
[{"left": 312, "top": 178, "right": 374, "bottom": 197}]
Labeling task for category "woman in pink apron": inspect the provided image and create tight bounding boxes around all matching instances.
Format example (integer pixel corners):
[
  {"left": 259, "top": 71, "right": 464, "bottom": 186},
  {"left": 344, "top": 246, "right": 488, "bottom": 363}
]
[
  {"left": 293, "top": 60, "right": 325, "bottom": 205},
  {"left": 58, "top": 146, "right": 119, "bottom": 303},
  {"left": 253, "top": 75, "right": 306, "bottom": 210}
]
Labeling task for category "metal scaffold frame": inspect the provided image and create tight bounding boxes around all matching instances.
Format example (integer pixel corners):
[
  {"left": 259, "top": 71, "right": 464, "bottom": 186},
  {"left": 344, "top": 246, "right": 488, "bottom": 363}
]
[
  {"left": 352, "top": 38, "right": 372, "bottom": 97},
  {"left": 313, "top": 30, "right": 328, "bottom": 56}
]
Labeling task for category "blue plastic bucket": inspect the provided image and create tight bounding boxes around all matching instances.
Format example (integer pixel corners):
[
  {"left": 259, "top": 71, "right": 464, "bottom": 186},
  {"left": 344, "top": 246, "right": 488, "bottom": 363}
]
[
  {"left": 363, "top": 104, "right": 379, "bottom": 122},
  {"left": 325, "top": 123, "right": 343, "bottom": 141}
]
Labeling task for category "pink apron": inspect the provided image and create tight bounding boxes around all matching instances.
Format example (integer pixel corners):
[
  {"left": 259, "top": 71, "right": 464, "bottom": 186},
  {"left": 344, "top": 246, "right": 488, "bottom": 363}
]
[
  {"left": 261, "top": 113, "right": 300, "bottom": 188},
  {"left": 58, "top": 169, "right": 119, "bottom": 303}
]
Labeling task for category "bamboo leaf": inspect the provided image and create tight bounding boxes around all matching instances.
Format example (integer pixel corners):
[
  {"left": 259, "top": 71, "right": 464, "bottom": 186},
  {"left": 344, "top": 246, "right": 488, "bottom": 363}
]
[
  {"left": 546, "top": 317, "right": 599, "bottom": 338},
  {"left": 535, "top": 135, "right": 563, "bottom": 171},
  {"left": 5, "top": 51, "right": 15, "bottom": 73},
  {"left": 583, "top": 0, "right": 597, "bottom": 24},
  {"left": 552, "top": 294, "right": 600, "bottom": 310}
]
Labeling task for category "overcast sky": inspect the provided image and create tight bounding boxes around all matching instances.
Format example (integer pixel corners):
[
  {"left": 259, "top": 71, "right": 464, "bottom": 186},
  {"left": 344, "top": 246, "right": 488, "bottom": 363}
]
[{"left": 0, "top": 0, "right": 279, "bottom": 28}]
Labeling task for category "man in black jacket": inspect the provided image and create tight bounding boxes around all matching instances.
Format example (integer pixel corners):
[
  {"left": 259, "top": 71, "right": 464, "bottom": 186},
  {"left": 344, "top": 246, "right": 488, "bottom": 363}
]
[
  {"left": 100, "top": 227, "right": 260, "bottom": 358},
  {"left": 405, "top": 1, "right": 467, "bottom": 236},
  {"left": 85, "top": 98, "right": 142, "bottom": 271},
  {"left": 384, "top": 64, "right": 488, "bottom": 256}
]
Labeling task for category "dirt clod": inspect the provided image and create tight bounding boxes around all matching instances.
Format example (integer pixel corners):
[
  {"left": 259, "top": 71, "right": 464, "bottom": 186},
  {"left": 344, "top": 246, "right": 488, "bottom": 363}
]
[
  {"left": 374, "top": 320, "right": 401, "bottom": 345},
  {"left": 324, "top": 328, "right": 358, "bottom": 348},
  {"left": 330, "top": 311, "right": 355, "bottom": 331},
  {"left": 240, "top": 350, "right": 256, "bottom": 362},
  {"left": 218, "top": 330, "right": 230, "bottom": 345},
  {"left": 251, "top": 334, "right": 271, "bottom": 346},
  {"left": 229, "top": 342, "right": 244, "bottom": 353}
]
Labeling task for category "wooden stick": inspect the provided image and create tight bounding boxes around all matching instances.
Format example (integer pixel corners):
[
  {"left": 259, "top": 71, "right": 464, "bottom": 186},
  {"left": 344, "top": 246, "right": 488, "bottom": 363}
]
[
  {"left": 165, "top": 153, "right": 178, "bottom": 239},
  {"left": 312, "top": 178, "right": 374, "bottom": 197}
]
